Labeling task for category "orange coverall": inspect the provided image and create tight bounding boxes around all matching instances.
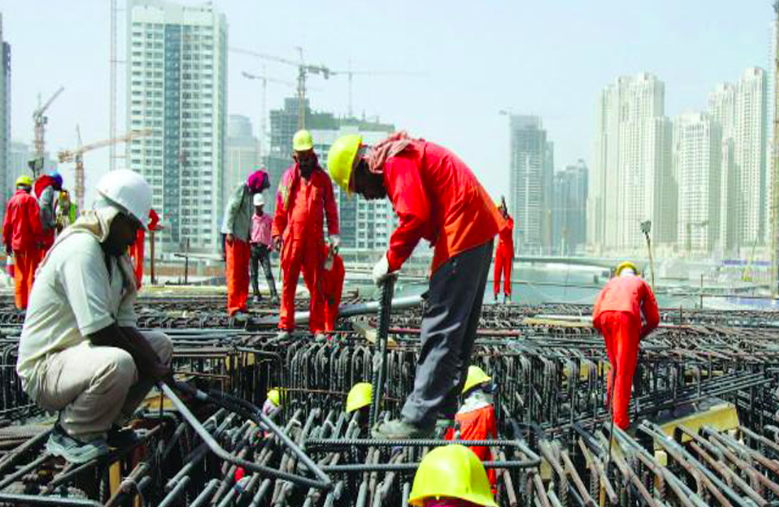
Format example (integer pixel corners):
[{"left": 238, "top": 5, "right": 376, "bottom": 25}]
[
  {"left": 272, "top": 164, "right": 339, "bottom": 334},
  {"left": 2, "top": 189, "right": 43, "bottom": 309},
  {"left": 444, "top": 399, "right": 498, "bottom": 489},
  {"left": 493, "top": 215, "right": 514, "bottom": 298},
  {"left": 128, "top": 209, "right": 159, "bottom": 290},
  {"left": 322, "top": 248, "right": 345, "bottom": 333},
  {"left": 593, "top": 275, "right": 659, "bottom": 429}
]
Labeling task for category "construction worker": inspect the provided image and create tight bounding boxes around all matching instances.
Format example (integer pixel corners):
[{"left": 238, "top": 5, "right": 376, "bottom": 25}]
[
  {"left": 34, "top": 171, "right": 63, "bottom": 259},
  {"left": 262, "top": 388, "right": 282, "bottom": 417},
  {"left": 346, "top": 382, "right": 372, "bottom": 420},
  {"left": 322, "top": 242, "right": 345, "bottom": 334},
  {"left": 408, "top": 444, "right": 498, "bottom": 507},
  {"left": 128, "top": 209, "right": 160, "bottom": 290},
  {"left": 493, "top": 200, "right": 514, "bottom": 304},
  {"left": 56, "top": 189, "right": 78, "bottom": 233},
  {"left": 446, "top": 366, "right": 498, "bottom": 490},
  {"left": 272, "top": 130, "right": 339, "bottom": 342},
  {"left": 3, "top": 175, "right": 43, "bottom": 309},
  {"left": 16, "top": 169, "right": 173, "bottom": 464},
  {"left": 327, "top": 131, "right": 503, "bottom": 439},
  {"left": 222, "top": 168, "right": 271, "bottom": 318},
  {"left": 249, "top": 194, "right": 278, "bottom": 303},
  {"left": 592, "top": 261, "right": 660, "bottom": 430}
]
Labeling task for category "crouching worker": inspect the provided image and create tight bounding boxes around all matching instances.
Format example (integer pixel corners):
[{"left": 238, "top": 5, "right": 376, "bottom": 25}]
[
  {"left": 16, "top": 169, "right": 173, "bottom": 464},
  {"left": 346, "top": 382, "right": 372, "bottom": 429},
  {"left": 408, "top": 444, "right": 498, "bottom": 507}
]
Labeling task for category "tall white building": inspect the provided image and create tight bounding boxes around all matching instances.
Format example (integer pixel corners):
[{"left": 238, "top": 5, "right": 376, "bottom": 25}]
[
  {"left": 709, "top": 83, "right": 738, "bottom": 251},
  {"left": 223, "top": 114, "right": 261, "bottom": 214},
  {"left": 126, "top": 0, "right": 228, "bottom": 255},
  {"left": 674, "top": 113, "right": 721, "bottom": 253},
  {"left": 588, "top": 73, "right": 675, "bottom": 253},
  {"left": 0, "top": 15, "right": 10, "bottom": 210}
]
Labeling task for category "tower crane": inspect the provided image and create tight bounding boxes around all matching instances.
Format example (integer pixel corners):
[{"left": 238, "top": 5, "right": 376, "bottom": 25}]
[
  {"left": 330, "top": 66, "right": 423, "bottom": 118},
  {"left": 241, "top": 70, "right": 296, "bottom": 159},
  {"left": 32, "top": 86, "right": 65, "bottom": 175},
  {"left": 231, "top": 46, "right": 332, "bottom": 129},
  {"left": 58, "top": 128, "right": 151, "bottom": 212}
]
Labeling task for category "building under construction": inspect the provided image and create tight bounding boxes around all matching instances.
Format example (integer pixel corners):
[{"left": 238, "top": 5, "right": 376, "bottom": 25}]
[{"left": 0, "top": 286, "right": 775, "bottom": 507}]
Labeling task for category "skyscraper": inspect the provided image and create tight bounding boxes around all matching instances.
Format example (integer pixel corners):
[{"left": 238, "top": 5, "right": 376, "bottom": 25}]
[
  {"left": 224, "top": 115, "right": 261, "bottom": 215},
  {"left": 674, "top": 112, "right": 722, "bottom": 253},
  {"left": 0, "top": 15, "right": 10, "bottom": 211},
  {"left": 126, "top": 0, "right": 228, "bottom": 254},
  {"left": 589, "top": 73, "right": 674, "bottom": 253},
  {"left": 508, "top": 115, "right": 553, "bottom": 254},
  {"left": 552, "top": 160, "right": 588, "bottom": 255}
]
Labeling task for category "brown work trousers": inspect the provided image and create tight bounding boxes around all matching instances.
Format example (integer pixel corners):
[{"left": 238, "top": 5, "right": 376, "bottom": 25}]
[{"left": 33, "top": 331, "right": 173, "bottom": 441}]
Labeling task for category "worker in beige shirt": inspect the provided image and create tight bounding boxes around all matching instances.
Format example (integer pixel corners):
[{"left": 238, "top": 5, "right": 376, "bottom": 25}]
[{"left": 17, "top": 169, "right": 173, "bottom": 464}]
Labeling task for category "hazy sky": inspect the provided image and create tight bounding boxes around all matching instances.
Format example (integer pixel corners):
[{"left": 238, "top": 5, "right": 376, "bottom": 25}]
[{"left": 0, "top": 0, "right": 773, "bottom": 205}]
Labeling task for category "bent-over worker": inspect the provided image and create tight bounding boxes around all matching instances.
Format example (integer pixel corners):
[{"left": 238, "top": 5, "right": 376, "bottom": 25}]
[
  {"left": 327, "top": 131, "right": 503, "bottom": 439},
  {"left": 592, "top": 261, "right": 659, "bottom": 430},
  {"left": 16, "top": 169, "right": 174, "bottom": 464}
]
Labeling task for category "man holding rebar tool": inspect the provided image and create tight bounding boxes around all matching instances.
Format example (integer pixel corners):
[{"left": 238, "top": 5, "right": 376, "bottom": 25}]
[
  {"left": 327, "top": 131, "right": 504, "bottom": 439},
  {"left": 592, "top": 261, "right": 659, "bottom": 430}
]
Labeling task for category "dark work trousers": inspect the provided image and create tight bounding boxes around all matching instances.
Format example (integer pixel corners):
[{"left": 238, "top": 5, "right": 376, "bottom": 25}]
[
  {"left": 400, "top": 239, "right": 494, "bottom": 429},
  {"left": 250, "top": 243, "right": 278, "bottom": 298}
]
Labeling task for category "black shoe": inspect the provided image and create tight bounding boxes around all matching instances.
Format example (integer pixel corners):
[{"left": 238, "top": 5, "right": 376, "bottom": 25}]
[{"left": 106, "top": 426, "right": 139, "bottom": 448}]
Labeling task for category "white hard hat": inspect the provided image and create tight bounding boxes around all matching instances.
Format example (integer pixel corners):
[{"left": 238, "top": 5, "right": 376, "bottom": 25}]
[
  {"left": 96, "top": 169, "right": 152, "bottom": 230},
  {"left": 253, "top": 194, "right": 265, "bottom": 207}
]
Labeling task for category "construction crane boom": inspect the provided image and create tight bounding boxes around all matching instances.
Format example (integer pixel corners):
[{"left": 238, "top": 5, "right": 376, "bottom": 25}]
[
  {"left": 242, "top": 70, "right": 296, "bottom": 160},
  {"left": 32, "top": 86, "right": 65, "bottom": 173},
  {"left": 58, "top": 128, "right": 151, "bottom": 212}
]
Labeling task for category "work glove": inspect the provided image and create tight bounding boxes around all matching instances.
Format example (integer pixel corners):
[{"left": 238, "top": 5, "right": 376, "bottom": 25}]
[
  {"left": 372, "top": 254, "right": 392, "bottom": 285},
  {"left": 328, "top": 234, "right": 340, "bottom": 250}
]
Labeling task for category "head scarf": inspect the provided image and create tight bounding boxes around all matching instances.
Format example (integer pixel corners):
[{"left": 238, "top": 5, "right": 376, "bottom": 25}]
[
  {"left": 247, "top": 167, "right": 270, "bottom": 193},
  {"left": 365, "top": 131, "right": 415, "bottom": 173}
]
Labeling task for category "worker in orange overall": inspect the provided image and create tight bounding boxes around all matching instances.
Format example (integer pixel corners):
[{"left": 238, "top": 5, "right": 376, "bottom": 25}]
[
  {"left": 445, "top": 366, "right": 498, "bottom": 490},
  {"left": 328, "top": 131, "right": 503, "bottom": 439},
  {"left": 592, "top": 261, "right": 659, "bottom": 430},
  {"left": 222, "top": 168, "right": 271, "bottom": 319},
  {"left": 128, "top": 209, "right": 159, "bottom": 290},
  {"left": 3, "top": 176, "right": 43, "bottom": 309},
  {"left": 272, "top": 130, "right": 339, "bottom": 342},
  {"left": 493, "top": 197, "right": 514, "bottom": 304},
  {"left": 322, "top": 243, "right": 345, "bottom": 334}
]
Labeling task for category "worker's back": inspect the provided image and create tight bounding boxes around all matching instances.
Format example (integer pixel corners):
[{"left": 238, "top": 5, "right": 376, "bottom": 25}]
[{"left": 593, "top": 275, "right": 659, "bottom": 334}]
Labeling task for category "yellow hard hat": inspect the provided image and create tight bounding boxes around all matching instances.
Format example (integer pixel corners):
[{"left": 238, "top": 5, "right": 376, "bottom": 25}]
[
  {"left": 462, "top": 366, "right": 491, "bottom": 395},
  {"left": 15, "top": 175, "right": 33, "bottom": 188},
  {"left": 409, "top": 445, "right": 498, "bottom": 507},
  {"left": 293, "top": 129, "right": 314, "bottom": 152},
  {"left": 345, "top": 382, "right": 372, "bottom": 413},
  {"left": 267, "top": 388, "right": 281, "bottom": 407},
  {"left": 327, "top": 134, "right": 362, "bottom": 198},
  {"left": 615, "top": 261, "right": 638, "bottom": 277}
]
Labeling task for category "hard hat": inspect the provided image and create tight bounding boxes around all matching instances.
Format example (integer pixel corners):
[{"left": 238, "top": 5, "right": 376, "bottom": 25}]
[
  {"left": 15, "top": 175, "right": 33, "bottom": 188},
  {"left": 345, "top": 382, "right": 372, "bottom": 413},
  {"left": 267, "top": 388, "right": 281, "bottom": 407},
  {"left": 462, "top": 366, "right": 491, "bottom": 395},
  {"left": 615, "top": 261, "right": 638, "bottom": 277},
  {"left": 253, "top": 194, "right": 265, "bottom": 207},
  {"left": 292, "top": 129, "right": 314, "bottom": 152},
  {"left": 96, "top": 169, "right": 152, "bottom": 230},
  {"left": 409, "top": 445, "right": 498, "bottom": 507},
  {"left": 327, "top": 134, "right": 362, "bottom": 199}
]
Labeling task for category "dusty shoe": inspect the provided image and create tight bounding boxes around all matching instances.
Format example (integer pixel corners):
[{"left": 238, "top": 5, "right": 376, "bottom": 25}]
[
  {"left": 272, "top": 331, "right": 291, "bottom": 342},
  {"left": 371, "top": 419, "right": 434, "bottom": 440},
  {"left": 232, "top": 311, "right": 250, "bottom": 323},
  {"left": 46, "top": 425, "right": 109, "bottom": 464},
  {"left": 106, "top": 426, "right": 139, "bottom": 448}
]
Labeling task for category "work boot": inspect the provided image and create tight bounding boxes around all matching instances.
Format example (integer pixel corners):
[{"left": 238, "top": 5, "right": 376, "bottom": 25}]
[
  {"left": 494, "top": 294, "right": 499, "bottom": 303},
  {"left": 232, "top": 311, "right": 250, "bottom": 323},
  {"left": 106, "top": 426, "right": 139, "bottom": 449},
  {"left": 503, "top": 294, "right": 509, "bottom": 305},
  {"left": 371, "top": 419, "right": 434, "bottom": 440},
  {"left": 272, "top": 331, "right": 291, "bottom": 343},
  {"left": 270, "top": 294, "right": 280, "bottom": 306},
  {"left": 253, "top": 292, "right": 263, "bottom": 303},
  {"left": 313, "top": 332, "right": 327, "bottom": 343},
  {"left": 46, "top": 424, "right": 109, "bottom": 464}
]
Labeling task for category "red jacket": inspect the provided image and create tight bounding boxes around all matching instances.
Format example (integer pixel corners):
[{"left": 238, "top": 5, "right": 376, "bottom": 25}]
[
  {"left": 383, "top": 141, "right": 503, "bottom": 274},
  {"left": 3, "top": 189, "right": 42, "bottom": 252},
  {"left": 593, "top": 275, "right": 660, "bottom": 339},
  {"left": 272, "top": 164, "right": 339, "bottom": 242},
  {"left": 497, "top": 215, "right": 514, "bottom": 256}
]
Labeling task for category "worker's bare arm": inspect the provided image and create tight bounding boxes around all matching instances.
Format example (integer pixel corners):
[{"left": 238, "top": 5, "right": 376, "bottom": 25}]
[{"left": 89, "top": 324, "right": 172, "bottom": 383}]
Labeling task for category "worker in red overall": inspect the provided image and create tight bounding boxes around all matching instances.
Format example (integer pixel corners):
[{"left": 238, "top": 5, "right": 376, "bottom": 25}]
[
  {"left": 328, "top": 131, "right": 504, "bottom": 439},
  {"left": 128, "top": 209, "right": 159, "bottom": 290},
  {"left": 272, "top": 130, "right": 339, "bottom": 342},
  {"left": 3, "top": 176, "right": 42, "bottom": 309},
  {"left": 592, "top": 261, "right": 659, "bottom": 430},
  {"left": 322, "top": 243, "right": 345, "bottom": 334},
  {"left": 493, "top": 199, "right": 514, "bottom": 304}
]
